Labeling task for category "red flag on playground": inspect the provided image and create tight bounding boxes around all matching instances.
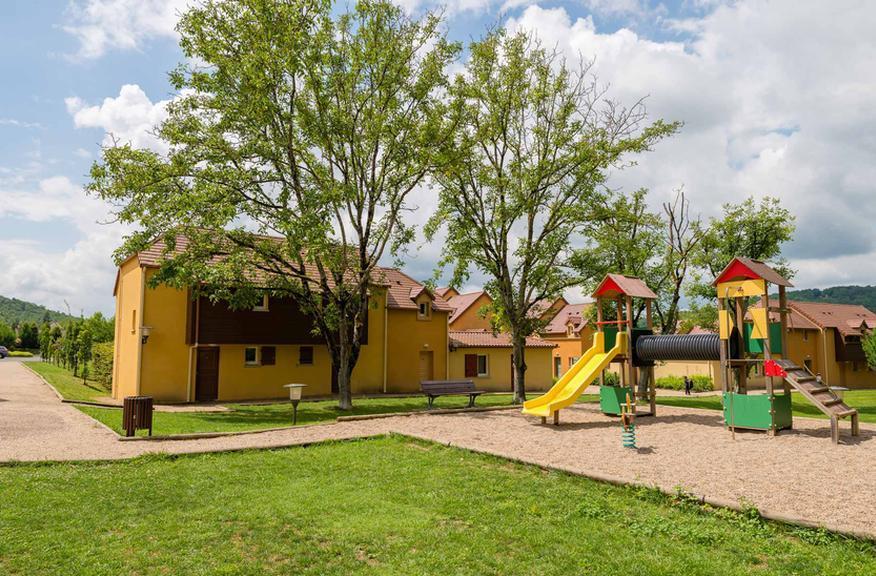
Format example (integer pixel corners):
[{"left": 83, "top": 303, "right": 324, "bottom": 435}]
[{"left": 764, "top": 360, "right": 787, "bottom": 378}]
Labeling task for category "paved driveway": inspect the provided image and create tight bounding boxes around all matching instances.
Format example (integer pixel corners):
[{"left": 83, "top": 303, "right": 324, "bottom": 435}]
[{"left": 0, "top": 361, "right": 123, "bottom": 461}]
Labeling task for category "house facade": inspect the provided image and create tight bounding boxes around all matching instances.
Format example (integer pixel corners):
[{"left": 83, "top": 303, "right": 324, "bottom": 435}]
[
  {"left": 539, "top": 302, "right": 595, "bottom": 378},
  {"left": 776, "top": 301, "right": 875, "bottom": 389},
  {"left": 112, "top": 245, "right": 453, "bottom": 402}
]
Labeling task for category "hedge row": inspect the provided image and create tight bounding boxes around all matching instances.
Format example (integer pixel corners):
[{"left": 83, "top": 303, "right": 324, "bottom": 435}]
[{"left": 655, "top": 375, "right": 714, "bottom": 393}]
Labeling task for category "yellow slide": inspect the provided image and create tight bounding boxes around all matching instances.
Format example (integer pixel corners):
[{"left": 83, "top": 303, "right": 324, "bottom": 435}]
[{"left": 522, "top": 332, "right": 626, "bottom": 419}]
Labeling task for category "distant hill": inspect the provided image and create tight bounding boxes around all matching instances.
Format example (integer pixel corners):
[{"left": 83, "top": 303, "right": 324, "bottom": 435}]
[
  {"left": 784, "top": 285, "right": 876, "bottom": 312},
  {"left": 0, "top": 295, "right": 75, "bottom": 326}
]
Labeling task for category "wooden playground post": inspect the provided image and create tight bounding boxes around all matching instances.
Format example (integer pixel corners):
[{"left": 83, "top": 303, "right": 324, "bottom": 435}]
[
  {"left": 778, "top": 285, "right": 791, "bottom": 396},
  {"left": 625, "top": 295, "right": 635, "bottom": 403},
  {"left": 596, "top": 298, "right": 605, "bottom": 386},
  {"left": 735, "top": 296, "right": 747, "bottom": 394}
]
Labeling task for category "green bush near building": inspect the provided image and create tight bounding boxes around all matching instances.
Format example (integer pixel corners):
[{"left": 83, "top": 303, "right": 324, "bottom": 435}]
[
  {"left": 90, "top": 342, "right": 114, "bottom": 390},
  {"left": 656, "top": 375, "right": 714, "bottom": 393}
]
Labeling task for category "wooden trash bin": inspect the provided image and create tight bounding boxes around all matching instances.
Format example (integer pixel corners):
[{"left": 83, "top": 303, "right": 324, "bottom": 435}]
[{"left": 122, "top": 396, "right": 154, "bottom": 437}]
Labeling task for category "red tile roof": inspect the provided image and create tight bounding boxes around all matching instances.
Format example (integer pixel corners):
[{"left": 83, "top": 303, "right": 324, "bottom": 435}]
[
  {"left": 542, "top": 303, "right": 591, "bottom": 335},
  {"left": 788, "top": 301, "right": 876, "bottom": 338},
  {"left": 132, "top": 234, "right": 452, "bottom": 312},
  {"left": 449, "top": 329, "right": 556, "bottom": 349},
  {"left": 686, "top": 325, "right": 716, "bottom": 335},
  {"left": 446, "top": 291, "right": 490, "bottom": 323}
]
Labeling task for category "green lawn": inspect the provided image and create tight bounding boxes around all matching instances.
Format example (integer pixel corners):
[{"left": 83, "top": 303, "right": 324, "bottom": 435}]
[
  {"left": 27, "top": 361, "right": 109, "bottom": 403},
  {"left": 657, "top": 390, "right": 876, "bottom": 424},
  {"left": 76, "top": 393, "right": 561, "bottom": 436},
  {"left": 0, "top": 436, "right": 872, "bottom": 575}
]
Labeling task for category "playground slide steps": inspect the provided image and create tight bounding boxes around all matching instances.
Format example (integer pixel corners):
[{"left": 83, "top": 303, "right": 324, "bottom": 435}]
[{"left": 775, "top": 359, "right": 858, "bottom": 420}]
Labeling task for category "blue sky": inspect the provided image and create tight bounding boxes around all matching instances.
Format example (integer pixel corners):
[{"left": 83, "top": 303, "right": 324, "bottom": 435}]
[{"left": 2, "top": 0, "right": 876, "bottom": 316}]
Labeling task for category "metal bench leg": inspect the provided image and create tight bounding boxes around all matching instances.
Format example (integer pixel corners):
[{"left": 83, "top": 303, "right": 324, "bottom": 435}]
[
  {"left": 427, "top": 395, "right": 434, "bottom": 410},
  {"left": 468, "top": 395, "right": 476, "bottom": 408}
]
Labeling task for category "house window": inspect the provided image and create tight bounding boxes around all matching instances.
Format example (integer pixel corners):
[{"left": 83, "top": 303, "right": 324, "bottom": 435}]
[
  {"left": 476, "top": 354, "right": 488, "bottom": 377},
  {"left": 253, "top": 294, "right": 269, "bottom": 312},
  {"left": 567, "top": 325, "right": 574, "bottom": 337},
  {"left": 131, "top": 309, "right": 137, "bottom": 334},
  {"left": 261, "top": 346, "right": 276, "bottom": 366},
  {"left": 244, "top": 347, "right": 258, "bottom": 365},
  {"left": 554, "top": 356, "right": 562, "bottom": 377},
  {"left": 299, "top": 346, "right": 314, "bottom": 365},
  {"left": 569, "top": 356, "right": 579, "bottom": 368},
  {"left": 417, "top": 301, "right": 431, "bottom": 320}
]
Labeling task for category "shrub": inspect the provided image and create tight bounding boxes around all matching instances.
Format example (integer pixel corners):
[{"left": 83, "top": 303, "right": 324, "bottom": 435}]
[
  {"left": 8, "top": 350, "right": 33, "bottom": 357},
  {"left": 655, "top": 375, "right": 713, "bottom": 393},
  {"left": 91, "top": 342, "right": 114, "bottom": 390},
  {"left": 602, "top": 371, "right": 620, "bottom": 386}
]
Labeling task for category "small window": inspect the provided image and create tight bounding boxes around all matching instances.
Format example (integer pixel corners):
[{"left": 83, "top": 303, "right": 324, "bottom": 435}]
[
  {"left": 244, "top": 347, "right": 258, "bottom": 365},
  {"left": 477, "top": 354, "right": 488, "bottom": 377},
  {"left": 417, "top": 301, "right": 431, "bottom": 320},
  {"left": 261, "top": 346, "right": 276, "bottom": 366},
  {"left": 299, "top": 346, "right": 314, "bottom": 365},
  {"left": 554, "top": 356, "right": 562, "bottom": 377},
  {"left": 803, "top": 330, "right": 809, "bottom": 342},
  {"left": 253, "top": 294, "right": 269, "bottom": 312},
  {"left": 131, "top": 309, "right": 137, "bottom": 334}
]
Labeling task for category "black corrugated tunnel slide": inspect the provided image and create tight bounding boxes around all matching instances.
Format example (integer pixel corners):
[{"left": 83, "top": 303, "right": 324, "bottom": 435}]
[{"left": 635, "top": 333, "right": 739, "bottom": 363}]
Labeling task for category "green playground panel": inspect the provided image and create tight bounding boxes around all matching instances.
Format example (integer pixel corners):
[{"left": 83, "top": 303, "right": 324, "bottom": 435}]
[
  {"left": 600, "top": 385, "right": 633, "bottom": 416},
  {"left": 722, "top": 391, "right": 792, "bottom": 430},
  {"left": 603, "top": 326, "right": 619, "bottom": 350},
  {"left": 744, "top": 322, "right": 783, "bottom": 354}
]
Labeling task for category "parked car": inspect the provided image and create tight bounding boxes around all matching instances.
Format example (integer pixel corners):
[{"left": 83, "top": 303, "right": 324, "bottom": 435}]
[{"left": 0, "top": 346, "right": 8, "bottom": 359}]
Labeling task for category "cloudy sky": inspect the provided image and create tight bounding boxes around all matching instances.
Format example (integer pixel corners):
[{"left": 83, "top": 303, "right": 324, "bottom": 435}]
[{"left": 1, "top": 0, "right": 875, "bottom": 316}]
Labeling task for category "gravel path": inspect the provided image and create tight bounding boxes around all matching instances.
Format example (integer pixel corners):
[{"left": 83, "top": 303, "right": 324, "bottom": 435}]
[{"left": 2, "top": 361, "right": 875, "bottom": 538}]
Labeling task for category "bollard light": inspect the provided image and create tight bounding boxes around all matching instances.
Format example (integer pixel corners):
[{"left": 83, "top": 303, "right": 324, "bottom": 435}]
[{"left": 283, "top": 384, "right": 308, "bottom": 425}]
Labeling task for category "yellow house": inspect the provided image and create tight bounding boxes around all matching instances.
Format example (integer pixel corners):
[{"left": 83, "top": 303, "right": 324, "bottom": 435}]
[
  {"left": 771, "top": 300, "right": 876, "bottom": 389},
  {"left": 444, "top": 290, "right": 493, "bottom": 330},
  {"left": 112, "top": 240, "right": 452, "bottom": 403},
  {"left": 448, "top": 330, "right": 555, "bottom": 392},
  {"left": 540, "top": 303, "right": 595, "bottom": 378}
]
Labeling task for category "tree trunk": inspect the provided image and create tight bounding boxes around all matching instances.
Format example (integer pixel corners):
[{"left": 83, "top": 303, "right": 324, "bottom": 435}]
[
  {"left": 511, "top": 335, "right": 527, "bottom": 404},
  {"left": 334, "top": 326, "right": 354, "bottom": 411}
]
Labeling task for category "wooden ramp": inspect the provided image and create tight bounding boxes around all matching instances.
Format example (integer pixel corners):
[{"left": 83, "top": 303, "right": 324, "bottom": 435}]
[{"left": 775, "top": 359, "right": 860, "bottom": 443}]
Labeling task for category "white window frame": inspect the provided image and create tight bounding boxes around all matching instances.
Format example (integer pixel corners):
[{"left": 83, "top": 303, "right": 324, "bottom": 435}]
[
  {"left": 244, "top": 346, "right": 259, "bottom": 366},
  {"left": 253, "top": 294, "right": 270, "bottom": 312},
  {"left": 417, "top": 301, "right": 431, "bottom": 320},
  {"left": 476, "top": 354, "right": 489, "bottom": 377}
]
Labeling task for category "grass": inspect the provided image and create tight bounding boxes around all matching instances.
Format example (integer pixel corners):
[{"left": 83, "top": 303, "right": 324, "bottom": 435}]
[
  {"left": 77, "top": 392, "right": 573, "bottom": 436},
  {"left": 1, "top": 436, "right": 873, "bottom": 575},
  {"left": 657, "top": 389, "right": 876, "bottom": 424},
  {"left": 27, "top": 361, "right": 109, "bottom": 403}
]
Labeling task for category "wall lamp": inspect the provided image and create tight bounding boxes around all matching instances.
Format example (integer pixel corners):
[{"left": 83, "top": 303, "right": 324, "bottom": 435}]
[{"left": 140, "top": 325, "right": 153, "bottom": 344}]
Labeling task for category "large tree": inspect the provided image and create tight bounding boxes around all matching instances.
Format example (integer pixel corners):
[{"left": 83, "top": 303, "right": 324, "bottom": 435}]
[
  {"left": 573, "top": 187, "right": 703, "bottom": 334},
  {"left": 427, "top": 29, "right": 678, "bottom": 402},
  {"left": 685, "top": 196, "right": 796, "bottom": 330},
  {"left": 89, "top": 0, "right": 459, "bottom": 409}
]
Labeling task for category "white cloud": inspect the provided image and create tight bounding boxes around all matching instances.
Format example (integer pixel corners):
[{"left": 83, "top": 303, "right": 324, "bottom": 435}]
[
  {"left": 66, "top": 84, "right": 170, "bottom": 153},
  {"left": 0, "top": 118, "right": 42, "bottom": 129},
  {"left": 63, "top": 0, "right": 191, "bottom": 59},
  {"left": 0, "top": 176, "right": 126, "bottom": 315},
  {"left": 506, "top": 1, "right": 876, "bottom": 290}
]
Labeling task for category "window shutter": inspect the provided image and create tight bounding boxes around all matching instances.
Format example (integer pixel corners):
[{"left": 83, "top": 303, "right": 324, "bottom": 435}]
[
  {"left": 261, "top": 346, "right": 276, "bottom": 366},
  {"left": 464, "top": 354, "right": 477, "bottom": 377}
]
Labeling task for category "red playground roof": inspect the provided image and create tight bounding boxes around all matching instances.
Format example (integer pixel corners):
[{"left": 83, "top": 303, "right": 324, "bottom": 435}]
[
  {"left": 592, "top": 273, "right": 657, "bottom": 299},
  {"left": 713, "top": 257, "right": 793, "bottom": 287}
]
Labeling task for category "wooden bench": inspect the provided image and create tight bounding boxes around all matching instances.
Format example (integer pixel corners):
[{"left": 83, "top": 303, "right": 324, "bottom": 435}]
[{"left": 420, "top": 380, "right": 483, "bottom": 409}]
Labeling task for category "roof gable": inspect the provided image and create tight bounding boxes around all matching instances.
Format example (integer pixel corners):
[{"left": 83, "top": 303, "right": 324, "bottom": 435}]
[
  {"left": 592, "top": 274, "right": 657, "bottom": 299},
  {"left": 714, "top": 257, "right": 792, "bottom": 287},
  {"left": 446, "top": 291, "right": 491, "bottom": 324}
]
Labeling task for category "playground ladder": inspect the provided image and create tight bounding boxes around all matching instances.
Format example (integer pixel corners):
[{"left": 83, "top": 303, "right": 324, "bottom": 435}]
[{"left": 775, "top": 359, "right": 860, "bottom": 443}]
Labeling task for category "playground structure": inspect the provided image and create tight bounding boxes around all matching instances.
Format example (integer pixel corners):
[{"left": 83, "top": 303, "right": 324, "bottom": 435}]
[
  {"left": 523, "top": 257, "right": 861, "bottom": 444},
  {"left": 715, "top": 257, "right": 859, "bottom": 443}
]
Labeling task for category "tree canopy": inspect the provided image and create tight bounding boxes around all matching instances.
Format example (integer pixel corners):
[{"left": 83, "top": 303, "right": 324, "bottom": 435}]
[
  {"left": 89, "top": 0, "right": 459, "bottom": 409},
  {"left": 427, "top": 29, "right": 678, "bottom": 401}
]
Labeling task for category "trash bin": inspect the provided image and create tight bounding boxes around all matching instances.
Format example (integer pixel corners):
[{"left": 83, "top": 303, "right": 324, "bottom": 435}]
[{"left": 122, "top": 396, "right": 154, "bottom": 437}]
